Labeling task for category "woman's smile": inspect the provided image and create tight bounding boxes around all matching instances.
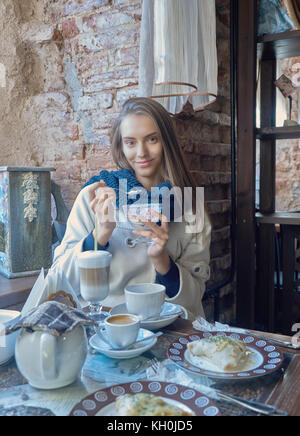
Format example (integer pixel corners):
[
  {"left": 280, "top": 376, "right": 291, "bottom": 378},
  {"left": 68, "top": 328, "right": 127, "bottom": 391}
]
[{"left": 135, "top": 159, "right": 154, "bottom": 168}]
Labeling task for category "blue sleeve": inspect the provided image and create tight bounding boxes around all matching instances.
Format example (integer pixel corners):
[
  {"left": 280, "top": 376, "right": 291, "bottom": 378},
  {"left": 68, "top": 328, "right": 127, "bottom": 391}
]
[
  {"left": 82, "top": 231, "right": 110, "bottom": 252},
  {"left": 156, "top": 257, "right": 180, "bottom": 298}
]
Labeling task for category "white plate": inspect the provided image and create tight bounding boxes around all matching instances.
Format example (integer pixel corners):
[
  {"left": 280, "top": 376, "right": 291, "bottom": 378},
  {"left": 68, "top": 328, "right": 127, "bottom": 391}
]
[
  {"left": 110, "top": 302, "right": 186, "bottom": 330},
  {"left": 70, "top": 381, "right": 222, "bottom": 416},
  {"left": 89, "top": 328, "right": 157, "bottom": 359},
  {"left": 167, "top": 332, "right": 284, "bottom": 380},
  {"left": 0, "top": 310, "right": 21, "bottom": 366}
]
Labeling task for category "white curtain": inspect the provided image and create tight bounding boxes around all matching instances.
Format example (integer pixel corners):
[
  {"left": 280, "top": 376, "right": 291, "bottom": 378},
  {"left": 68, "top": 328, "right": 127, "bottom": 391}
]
[{"left": 138, "top": 0, "right": 218, "bottom": 114}]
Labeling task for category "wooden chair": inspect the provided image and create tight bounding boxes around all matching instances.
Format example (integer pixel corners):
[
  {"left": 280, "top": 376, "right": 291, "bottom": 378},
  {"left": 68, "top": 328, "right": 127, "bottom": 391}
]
[
  {"left": 51, "top": 181, "right": 70, "bottom": 245},
  {"left": 281, "top": 225, "right": 300, "bottom": 334}
]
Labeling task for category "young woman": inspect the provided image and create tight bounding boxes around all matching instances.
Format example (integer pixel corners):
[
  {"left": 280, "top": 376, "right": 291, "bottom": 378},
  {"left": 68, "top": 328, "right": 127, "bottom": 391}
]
[{"left": 52, "top": 97, "right": 211, "bottom": 319}]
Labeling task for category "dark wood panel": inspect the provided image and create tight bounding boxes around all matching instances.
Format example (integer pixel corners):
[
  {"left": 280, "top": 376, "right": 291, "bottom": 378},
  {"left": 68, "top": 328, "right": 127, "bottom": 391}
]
[
  {"left": 256, "top": 53, "right": 277, "bottom": 331},
  {"left": 236, "top": 0, "right": 257, "bottom": 328},
  {"left": 256, "top": 126, "right": 300, "bottom": 140},
  {"left": 256, "top": 224, "right": 276, "bottom": 331},
  {"left": 258, "top": 30, "right": 300, "bottom": 60},
  {"left": 259, "top": 59, "right": 276, "bottom": 214},
  {"left": 281, "top": 225, "right": 300, "bottom": 335},
  {"left": 256, "top": 212, "right": 300, "bottom": 225},
  {"left": 0, "top": 275, "right": 36, "bottom": 309}
]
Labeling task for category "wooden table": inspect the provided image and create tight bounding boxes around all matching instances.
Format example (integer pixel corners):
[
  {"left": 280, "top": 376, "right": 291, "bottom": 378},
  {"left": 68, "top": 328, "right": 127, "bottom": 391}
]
[
  {"left": 0, "top": 313, "right": 300, "bottom": 416},
  {"left": 0, "top": 275, "right": 37, "bottom": 310}
]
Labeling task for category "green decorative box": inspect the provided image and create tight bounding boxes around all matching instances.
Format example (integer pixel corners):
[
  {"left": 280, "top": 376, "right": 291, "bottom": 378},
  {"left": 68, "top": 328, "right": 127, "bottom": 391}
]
[{"left": 0, "top": 167, "right": 55, "bottom": 278}]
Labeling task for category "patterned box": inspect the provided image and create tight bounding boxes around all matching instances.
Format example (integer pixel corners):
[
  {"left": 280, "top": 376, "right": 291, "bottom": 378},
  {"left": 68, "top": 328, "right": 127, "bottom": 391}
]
[{"left": 0, "top": 167, "right": 55, "bottom": 278}]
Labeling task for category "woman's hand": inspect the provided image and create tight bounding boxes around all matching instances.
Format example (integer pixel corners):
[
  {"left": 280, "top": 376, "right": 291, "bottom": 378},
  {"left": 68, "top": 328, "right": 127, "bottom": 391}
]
[
  {"left": 132, "top": 210, "right": 171, "bottom": 274},
  {"left": 88, "top": 181, "right": 116, "bottom": 246}
]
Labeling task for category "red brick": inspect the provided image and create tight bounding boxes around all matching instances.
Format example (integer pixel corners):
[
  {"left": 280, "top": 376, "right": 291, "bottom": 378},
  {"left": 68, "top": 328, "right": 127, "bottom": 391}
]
[
  {"left": 62, "top": 19, "right": 80, "bottom": 39},
  {"left": 61, "top": 124, "right": 80, "bottom": 141},
  {"left": 86, "top": 152, "right": 115, "bottom": 171},
  {"left": 78, "top": 93, "right": 113, "bottom": 111},
  {"left": 76, "top": 52, "right": 109, "bottom": 75},
  {"left": 114, "top": 0, "right": 140, "bottom": 6},
  {"left": 81, "top": 11, "right": 135, "bottom": 32},
  {"left": 64, "top": 38, "right": 80, "bottom": 57},
  {"left": 115, "top": 46, "right": 139, "bottom": 66},
  {"left": 83, "top": 66, "right": 138, "bottom": 92},
  {"left": 91, "top": 131, "right": 111, "bottom": 147},
  {"left": 54, "top": 161, "right": 82, "bottom": 181},
  {"left": 116, "top": 86, "right": 139, "bottom": 107},
  {"left": 91, "top": 111, "right": 118, "bottom": 130},
  {"left": 79, "top": 26, "right": 140, "bottom": 51},
  {"left": 53, "top": 28, "right": 64, "bottom": 41},
  {"left": 62, "top": 0, "right": 111, "bottom": 18}
]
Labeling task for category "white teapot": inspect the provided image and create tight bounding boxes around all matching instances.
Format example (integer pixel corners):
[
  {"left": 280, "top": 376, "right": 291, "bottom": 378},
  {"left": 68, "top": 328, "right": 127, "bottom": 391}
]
[
  {"left": 8, "top": 301, "right": 96, "bottom": 390},
  {"left": 15, "top": 326, "right": 87, "bottom": 390}
]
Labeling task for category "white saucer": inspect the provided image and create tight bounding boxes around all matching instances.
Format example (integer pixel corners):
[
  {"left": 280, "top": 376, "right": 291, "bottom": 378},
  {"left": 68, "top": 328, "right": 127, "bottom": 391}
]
[
  {"left": 89, "top": 328, "right": 157, "bottom": 359},
  {"left": 110, "top": 302, "right": 186, "bottom": 331}
]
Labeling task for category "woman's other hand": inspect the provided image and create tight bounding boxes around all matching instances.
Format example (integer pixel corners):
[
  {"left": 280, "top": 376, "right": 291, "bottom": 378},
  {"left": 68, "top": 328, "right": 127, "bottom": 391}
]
[{"left": 132, "top": 210, "right": 171, "bottom": 274}]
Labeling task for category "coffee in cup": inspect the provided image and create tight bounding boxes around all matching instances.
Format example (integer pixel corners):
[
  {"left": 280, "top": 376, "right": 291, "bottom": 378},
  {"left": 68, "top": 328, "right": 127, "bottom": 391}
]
[
  {"left": 125, "top": 283, "right": 166, "bottom": 320},
  {"left": 77, "top": 251, "right": 112, "bottom": 303},
  {"left": 103, "top": 314, "right": 140, "bottom": 349},
  {"left": 106, "top": 315, "right": 138, "bottom": 325}
]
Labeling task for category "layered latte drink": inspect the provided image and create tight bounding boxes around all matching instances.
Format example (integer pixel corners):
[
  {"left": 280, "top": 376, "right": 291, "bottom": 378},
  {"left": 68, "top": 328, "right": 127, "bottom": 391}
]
[{"left": 77, "top": 251, "right": 112, "bottom": 303}]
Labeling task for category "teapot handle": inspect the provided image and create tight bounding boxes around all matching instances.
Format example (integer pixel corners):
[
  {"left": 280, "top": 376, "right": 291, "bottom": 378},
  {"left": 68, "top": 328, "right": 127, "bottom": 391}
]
[{"left": 40, "top": 333, "right": 57, "bottom": 380}]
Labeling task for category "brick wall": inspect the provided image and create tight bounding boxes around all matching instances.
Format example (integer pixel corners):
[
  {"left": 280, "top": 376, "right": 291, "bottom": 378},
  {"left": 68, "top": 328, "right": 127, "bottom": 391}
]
[{"left": 0, "top": 0, "right": 233, "bottom": 322}]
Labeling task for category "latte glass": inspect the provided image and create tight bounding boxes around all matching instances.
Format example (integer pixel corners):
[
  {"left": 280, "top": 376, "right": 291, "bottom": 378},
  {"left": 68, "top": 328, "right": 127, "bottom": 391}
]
[{"left": 77, "top": 250, "right": 112, "bottom": 323}]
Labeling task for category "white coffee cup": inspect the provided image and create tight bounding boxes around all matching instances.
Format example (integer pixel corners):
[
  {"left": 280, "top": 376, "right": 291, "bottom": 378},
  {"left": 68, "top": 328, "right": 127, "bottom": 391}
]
[
  {"left": 103, "top": 314, "right": 141, "bottom": 349},
  {"left": 125, "top": 283, "right": 166, "bottom": 320}
]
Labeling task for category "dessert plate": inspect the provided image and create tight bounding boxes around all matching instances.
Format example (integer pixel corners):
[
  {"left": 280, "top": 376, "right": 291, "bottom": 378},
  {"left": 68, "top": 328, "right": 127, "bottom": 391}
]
[
  {"left": 69, "top": 381, "right": 222, "bottom": 416},
  {"left": 110, "top": 302, "right": 187, "bottom": 330},
  {"left": 89, "top": 328, "right": 157, "bottom": 359},
  {"left": 167, "top": 332, "right": 284, "bottom": 380}
]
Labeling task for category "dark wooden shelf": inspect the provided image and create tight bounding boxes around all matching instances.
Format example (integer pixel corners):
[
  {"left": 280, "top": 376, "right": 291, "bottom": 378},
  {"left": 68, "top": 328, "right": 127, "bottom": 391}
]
[
  {"left": 256, "top": 212, "right": 300, "bottom": 225},
  {"left": 0, "top": 274, "right": 37, "bottom": 310},
  {"left": 256, "top": 125, "right": 300, "bottom": 140},
  {"left": 258, "top": 30, "right": 300, "bottom": 60}
]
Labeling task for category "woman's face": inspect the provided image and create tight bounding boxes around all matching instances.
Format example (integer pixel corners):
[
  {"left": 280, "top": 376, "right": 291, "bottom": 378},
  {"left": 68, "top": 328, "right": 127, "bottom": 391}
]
[{"left": 120, "top": 114, "right": 164, "bottom": 190}]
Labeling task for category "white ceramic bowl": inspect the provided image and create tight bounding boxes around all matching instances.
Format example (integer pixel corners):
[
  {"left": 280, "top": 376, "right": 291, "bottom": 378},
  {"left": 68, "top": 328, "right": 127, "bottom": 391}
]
[{"left": 0, "top": 310, "right": 21, "bottom": 365}]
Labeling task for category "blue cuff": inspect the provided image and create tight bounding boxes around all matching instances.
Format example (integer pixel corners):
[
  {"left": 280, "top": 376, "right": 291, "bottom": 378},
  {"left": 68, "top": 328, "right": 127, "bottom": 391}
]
[
  {"left": 83, "top": 232, "right": 110, "bottom": 252},
  {"left": 156, "top": 257, "right": 180, "bottom": 298}
]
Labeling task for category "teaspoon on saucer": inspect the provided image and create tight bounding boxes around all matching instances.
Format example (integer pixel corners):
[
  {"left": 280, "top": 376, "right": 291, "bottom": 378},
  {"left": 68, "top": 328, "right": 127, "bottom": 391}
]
[
  {"left": 97, "top": 329, "right": 163, "bottom": 351},
  {"left": 140, "top": 311, "right": 184, "bottom": 322}
]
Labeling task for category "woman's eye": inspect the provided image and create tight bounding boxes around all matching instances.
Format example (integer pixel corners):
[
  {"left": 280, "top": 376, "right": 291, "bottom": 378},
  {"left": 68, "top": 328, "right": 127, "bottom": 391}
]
[
  {"left": 124, "top": 141, "right": 135, "bottom": 147},
  {"left": 148, "top": 136, "right": 158, "bottom": 143}
]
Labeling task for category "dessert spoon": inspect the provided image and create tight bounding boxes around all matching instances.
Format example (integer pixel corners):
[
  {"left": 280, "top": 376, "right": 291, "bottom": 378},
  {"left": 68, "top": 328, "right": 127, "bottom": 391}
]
[{"left": 97, "top": 330, "right": 163, "bottom": 350}]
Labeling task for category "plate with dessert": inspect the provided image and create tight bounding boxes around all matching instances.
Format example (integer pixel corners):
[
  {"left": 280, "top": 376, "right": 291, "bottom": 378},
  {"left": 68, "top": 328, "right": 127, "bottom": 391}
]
[
  {"left": 167, "top": 332, "right": 284, "bottom": 380},
  {"left": 69, "top": 381, "right": 222, "bottom": 416}
]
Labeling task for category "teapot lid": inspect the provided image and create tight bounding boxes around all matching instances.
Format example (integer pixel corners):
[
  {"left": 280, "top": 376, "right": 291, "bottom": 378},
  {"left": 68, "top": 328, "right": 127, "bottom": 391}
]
[{"left": 6, "top": 301, "right": 97, "bottom": 336}]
